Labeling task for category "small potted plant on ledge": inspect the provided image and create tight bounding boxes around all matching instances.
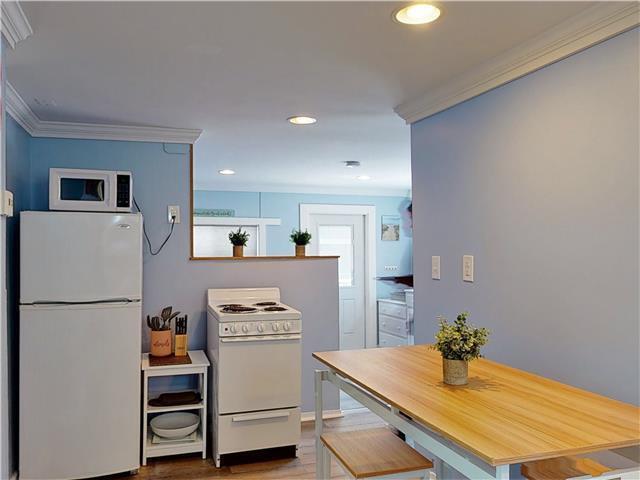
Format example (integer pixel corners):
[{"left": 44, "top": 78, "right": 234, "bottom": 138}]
[
  {"left": 433, "top": 312, "right": 489, "bottom": 385},
  {"left": 147, "top": 306, "right": 180, "bottom": 357},
  {"left": 229, "top": 227, "right": 250, "bottom": 257},
  {"left": 290, "top": 229, "right": 312, "bottom": 257}
]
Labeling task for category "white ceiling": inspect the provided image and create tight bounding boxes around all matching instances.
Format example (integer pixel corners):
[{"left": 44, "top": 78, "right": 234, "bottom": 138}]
[{"left": 6, "top": 1, "right": 595, "bottom": 195}]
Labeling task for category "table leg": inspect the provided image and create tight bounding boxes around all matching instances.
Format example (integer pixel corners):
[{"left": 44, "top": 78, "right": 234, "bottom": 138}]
[
  {"left": 201, "top": 371, "right": 208, "bottom": 459},
  {"left": 315, "top": 370, "right": 326, "bottom": 480},
  {"left": 495, "top": 464, "right": 510, "bottom": 480},
  {"left": 434, "top": 458, "right": 444, "bottom": 479},
  {"left": 142, "top": 371, "right": 148, "bottom": 466}
]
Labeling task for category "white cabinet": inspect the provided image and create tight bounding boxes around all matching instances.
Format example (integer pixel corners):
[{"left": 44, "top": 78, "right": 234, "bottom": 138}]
[
  {"left": 141, "top": 351, "right": 210, "bottom": 465},
  {"left": 378, "top": 295, "right": 413, "bottom": 347}
]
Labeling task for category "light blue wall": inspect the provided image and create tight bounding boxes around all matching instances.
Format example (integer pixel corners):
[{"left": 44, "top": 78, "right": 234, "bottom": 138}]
[
  {"left": 194, "top": 190, "right": 413, "bottom": 298},
  {"left": 411, "top": 28, "right": 639, "bottom": 409},
  {"left": 23, "top": 136, "right": 340, "bottom": 413}
]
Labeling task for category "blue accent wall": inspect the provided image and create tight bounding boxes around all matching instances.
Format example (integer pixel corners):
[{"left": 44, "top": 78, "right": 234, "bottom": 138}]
[
  {"left": 5, "top": 115, "right": 32, "bottom": 478},
  {"left": 194, "top": 190, "right": 413, "bottom": 299},
  {"left": 14, "top": 135, "right": 340, "bottom": 417},
  {"left": 411, "top": 29, "right": 639, "bottom": 408}
]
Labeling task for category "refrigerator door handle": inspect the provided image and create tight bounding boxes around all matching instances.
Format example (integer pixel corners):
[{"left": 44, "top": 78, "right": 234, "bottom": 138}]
[{"left": 27, "top": 298, "right": 141, "bottom": 306}]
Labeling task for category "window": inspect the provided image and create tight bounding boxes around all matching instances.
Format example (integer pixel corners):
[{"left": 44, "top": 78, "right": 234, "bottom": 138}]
[
  {"left": 318, "top": 225, "right": 354, "bottom": 286},
  {"left": 192, "top": 217, "right": 280, "bottom": 258}
]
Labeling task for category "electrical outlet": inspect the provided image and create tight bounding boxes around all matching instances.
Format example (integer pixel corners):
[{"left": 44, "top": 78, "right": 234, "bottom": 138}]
[
  {"left": 431, "top": 256, "right": 440, "bottom": 280},
  {"left": 0, "top": 191, "right": 14, "bottom": 217},
  {"left": 384, "top": 265, "right": 399, "bottom": 271},
  {"left": 168, "top": 205, "right": 181, "bottom": 224},
  {"left": 463, "top": 255, "right": 474, "bottom": 282}
]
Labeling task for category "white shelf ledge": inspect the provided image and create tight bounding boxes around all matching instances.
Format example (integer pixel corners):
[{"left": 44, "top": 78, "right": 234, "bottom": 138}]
[{"left": 147, "top": 402, "right": 205, "bottom": 414}]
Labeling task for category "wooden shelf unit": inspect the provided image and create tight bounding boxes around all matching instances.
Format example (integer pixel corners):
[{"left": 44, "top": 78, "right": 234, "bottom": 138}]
[{"left": 141, "top": 351, "right": 210, "bottom": 465}]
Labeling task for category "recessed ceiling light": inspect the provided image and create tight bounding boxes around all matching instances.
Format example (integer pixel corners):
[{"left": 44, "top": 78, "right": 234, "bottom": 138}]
[
  {"left": 357, "top": 175, "right": 371, "bottom": 181},
  {"left": 394, "top": 3, "right": 441, "bottom": 25},
  {"left": 288, "top": 116, "right": 317, "bottom": 125},
  {"left": 218, "top": 169, "right": 235, "bottom": 175}
]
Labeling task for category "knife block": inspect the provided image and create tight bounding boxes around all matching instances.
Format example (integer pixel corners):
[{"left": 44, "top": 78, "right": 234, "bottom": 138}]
[{"left": 174, "top": 334, "right": 188, "bottom": 356}]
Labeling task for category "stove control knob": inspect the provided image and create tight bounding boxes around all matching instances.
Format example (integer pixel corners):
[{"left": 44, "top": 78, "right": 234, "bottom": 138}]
[
  {"left": 272, "top": 323, "right": 279, "bottom": 332},
  {"left": 242, "top": 324, "right": 249, "bottom": 333},
  {"left": 283, "top": 322, "right": 291, "bottom": 331},
  {"left": 257, "top": 323, "right": 264, "bottom": 333},
  {"left": 229, "top": 325, "right": 237, "bottom": 334}
]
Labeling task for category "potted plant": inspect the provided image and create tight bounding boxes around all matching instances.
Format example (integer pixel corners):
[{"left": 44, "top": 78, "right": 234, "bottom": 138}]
[
  {"left": 433, "top": 312, "right": 489, "bottom": 385},
  {"left": 228, "top": 227, "right": 250, "bottom": 257},
  {"left": 147, "top": 306, "right": 180, "bottom": 357},
  {"left": 290, "top": 229, "right": 312, "bottom": 257}
]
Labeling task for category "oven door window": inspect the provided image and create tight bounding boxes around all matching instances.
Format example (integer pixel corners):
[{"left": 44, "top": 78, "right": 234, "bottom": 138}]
[{"left": 60, "top": 178, "right": 105, "bottom": 202}]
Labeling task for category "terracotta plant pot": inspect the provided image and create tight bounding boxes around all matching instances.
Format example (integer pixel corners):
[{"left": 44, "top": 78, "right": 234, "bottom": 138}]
[
  {"left": 295, "top": 245, "right": 306, "bottom": 257},
  {"left": 443, "top": 358, "right": 468, "bottom": 385},
  {"left": 150, "top": 329, "right": 172, "bottom": 357},
  {"left": 233, "top": 245, "right": 244, "bottom": 257}
]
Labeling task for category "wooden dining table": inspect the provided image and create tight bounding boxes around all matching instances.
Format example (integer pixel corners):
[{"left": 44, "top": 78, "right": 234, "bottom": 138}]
[{"left": 313, "top": 345, "right": 640, "bottom": 480}]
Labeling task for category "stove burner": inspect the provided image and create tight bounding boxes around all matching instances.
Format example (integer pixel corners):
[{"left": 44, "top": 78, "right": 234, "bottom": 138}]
[
  {"left": 254, "top": 302, "right": 277, "bottom": 306},
  {"left": 218, "top": 303, "right": 243, "bottom": 308},
  {"left": 221, "top": 306, "right": 258, "bottom": 313},
  {"left": 263, "top": 306, "right": 287, "bottom": 312}
]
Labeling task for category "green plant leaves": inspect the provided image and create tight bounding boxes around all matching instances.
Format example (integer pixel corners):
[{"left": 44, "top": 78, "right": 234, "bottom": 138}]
[
  {"left": 290, "top": 229, "right": 312, "bottom": 246},
  {"left": 433, "top": 312, "right": 489, "bottom": 361},
  {"left": 229, "top": 227, "right": 250, "bottom": 246}
]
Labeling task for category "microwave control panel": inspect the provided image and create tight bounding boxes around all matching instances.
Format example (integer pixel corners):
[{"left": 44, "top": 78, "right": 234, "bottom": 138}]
[{"left": 116, "top": 174, "right": 131, "bottom": 209}]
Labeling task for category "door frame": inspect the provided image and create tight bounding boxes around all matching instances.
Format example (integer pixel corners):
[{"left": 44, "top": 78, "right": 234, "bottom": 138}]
[{"left": 299, "top": 204, "right": 377, "bottom": 348}]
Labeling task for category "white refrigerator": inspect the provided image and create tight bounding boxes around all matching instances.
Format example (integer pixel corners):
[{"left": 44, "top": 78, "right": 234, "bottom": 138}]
[{"left": 19, "top": 211, "right": 142, "bottom": 479}]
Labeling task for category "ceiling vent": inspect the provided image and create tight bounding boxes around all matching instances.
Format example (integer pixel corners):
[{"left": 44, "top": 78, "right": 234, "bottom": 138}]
[{"left": 344, "top": 161, "right": 361, "bottom": 168}]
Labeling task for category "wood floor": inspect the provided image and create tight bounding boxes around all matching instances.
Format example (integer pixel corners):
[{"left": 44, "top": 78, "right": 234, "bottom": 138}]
[{"left": 120, "top": 410, "right": 386, "bottom": 480}]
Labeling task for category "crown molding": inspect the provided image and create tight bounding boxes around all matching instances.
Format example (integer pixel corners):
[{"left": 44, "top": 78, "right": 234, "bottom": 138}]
[
  {"left": 5, "top": 82, "right": 38, "bottom": 134},
  {"left": 395, "top": 2, "right": 640, "bottom": 124},
  {"left": 6, "top": 82, "right": 202, "bottom": 144},
  {"left": 1, "top": 1, "right": 33, "bottom": 49}
]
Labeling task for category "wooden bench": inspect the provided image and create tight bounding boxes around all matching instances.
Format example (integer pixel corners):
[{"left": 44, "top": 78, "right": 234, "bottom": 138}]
[
  {"left": 522, "top": 449, "right": 639, "bottom": 480},
  {"left": 320, "top": 427, "right": 433, "bottom": 479}
]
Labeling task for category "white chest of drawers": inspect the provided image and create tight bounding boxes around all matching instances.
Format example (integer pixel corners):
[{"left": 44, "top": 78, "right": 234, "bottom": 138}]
[{"left": 378, "top": 295, "right": 414, "bottom": 347}]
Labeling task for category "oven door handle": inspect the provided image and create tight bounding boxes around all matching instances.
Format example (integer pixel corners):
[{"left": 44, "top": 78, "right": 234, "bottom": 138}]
[
  {"left": 232, "top": 411, "right": 291, "bottom": 422},
  {"left": 220, "top": 334, "right": 301, "bottom": 343}
]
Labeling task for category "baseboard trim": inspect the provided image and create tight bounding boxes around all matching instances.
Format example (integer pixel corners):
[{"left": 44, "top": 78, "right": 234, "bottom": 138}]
[{"left": 301, "top": 409, "right": 343, "bottom": 423}]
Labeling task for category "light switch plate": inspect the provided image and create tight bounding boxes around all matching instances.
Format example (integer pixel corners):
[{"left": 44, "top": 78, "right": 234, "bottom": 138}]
[
  {"left": 168, "top": 205, "right": 181, "bottom": 224},
  {"left": 463, "top": 255, "right": 474, "bottom": 282},
  {"left": 431, "top": 256, "right": 441, "bottom": 280}
]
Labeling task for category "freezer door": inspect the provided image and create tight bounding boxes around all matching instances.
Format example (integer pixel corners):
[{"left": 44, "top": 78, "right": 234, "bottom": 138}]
[
  {"left": 19, "top": 303, "right": 141, "bottom": 479},
  {"left": 20, "top": 211, "right": 142, "bottom": 303}
]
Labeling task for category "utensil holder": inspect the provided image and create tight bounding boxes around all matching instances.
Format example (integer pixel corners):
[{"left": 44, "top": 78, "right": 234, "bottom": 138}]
[{"left": 150, "top": 330, "right": 172, "bottom": 357}]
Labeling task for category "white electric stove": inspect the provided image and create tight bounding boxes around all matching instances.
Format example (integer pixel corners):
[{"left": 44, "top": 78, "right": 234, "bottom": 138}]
[{"left": 207, "top": 288, "right": 302, "bottom": 467}]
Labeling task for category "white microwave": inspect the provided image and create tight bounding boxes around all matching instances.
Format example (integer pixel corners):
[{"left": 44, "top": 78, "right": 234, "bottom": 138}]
[{"left": 49, "top": 168, "right": 133, "bottom": 212}]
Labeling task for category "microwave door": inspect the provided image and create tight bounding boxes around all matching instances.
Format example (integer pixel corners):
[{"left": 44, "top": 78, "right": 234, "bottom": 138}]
[{"left": 49, "top": 168, "right": 132, "bottom": 213}]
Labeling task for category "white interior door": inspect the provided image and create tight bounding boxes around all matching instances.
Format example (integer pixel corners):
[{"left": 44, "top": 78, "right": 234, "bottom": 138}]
[{"left": 308, "top": 214, "right": 365, "bottom": 351}]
